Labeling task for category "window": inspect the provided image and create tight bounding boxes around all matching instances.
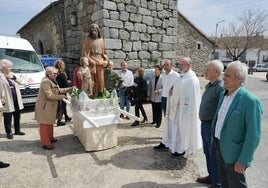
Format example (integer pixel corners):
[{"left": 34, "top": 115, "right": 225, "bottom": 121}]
[
  {"left": 196, "top": 41, "right": 202, "bottom": 50},
  {"left": 226, "top": 50, "right": 232, "bottom": 58},
  {"left": 263, "top": 55, "right": 268, "bottom": 62},
  {"left": 0, "top": 48, "right": 43, "bottom": 72}
]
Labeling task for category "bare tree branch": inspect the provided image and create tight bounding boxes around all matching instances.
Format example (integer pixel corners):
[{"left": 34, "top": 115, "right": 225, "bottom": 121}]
[{"left": 217, "top": 9, "right": 268, "bottom": 61}]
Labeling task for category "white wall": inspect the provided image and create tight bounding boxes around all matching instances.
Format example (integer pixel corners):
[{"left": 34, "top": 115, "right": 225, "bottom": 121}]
[
  {"left": 259, "top": 50, "right": 268, "bottom": 64},
  {"left": 218, "top": 48, "right": 268, "bottom": 65}
]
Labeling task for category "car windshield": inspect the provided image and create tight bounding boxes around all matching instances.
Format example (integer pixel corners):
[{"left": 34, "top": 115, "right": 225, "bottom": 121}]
[{"left": 0, "top": 48, "right": 44, "bottom": 73}]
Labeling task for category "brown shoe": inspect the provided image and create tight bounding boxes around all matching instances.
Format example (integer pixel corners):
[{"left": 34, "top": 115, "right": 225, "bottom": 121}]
[
  {"left": 196, "top": 175, "right": 211, "bottom": 184},
  {"left": 42, "top": 145, "right": 55, "bottom": 150},
  {"left": 51, "top": 138, "right": 58, "bottom": 143},
  {"left": 125, "top": 116, "right": 130, "bottom": 120}
]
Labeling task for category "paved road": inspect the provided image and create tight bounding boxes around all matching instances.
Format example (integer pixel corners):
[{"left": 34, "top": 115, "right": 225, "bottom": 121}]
[
  {"left": 0, "top": 72, "right": 267, "bottom": 188},
  {"left": 244, "top": 72, "right": 268, "bottom": 187}
]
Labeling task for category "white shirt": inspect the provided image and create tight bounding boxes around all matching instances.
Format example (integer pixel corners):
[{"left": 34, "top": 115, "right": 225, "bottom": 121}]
[
  {"left": 215, "top": 88, "right": 240, "bottom": 139},
  {"left": 161, "top": 69, "right": 180, "bottom": 98},
  {"left": 118, "top": 70, "right": 134, "bottom": 87}
]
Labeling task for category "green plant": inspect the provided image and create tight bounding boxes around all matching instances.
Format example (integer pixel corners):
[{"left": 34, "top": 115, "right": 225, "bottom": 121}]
[{"left": 149, "top": 54, "right": 159, "bottom": 65}]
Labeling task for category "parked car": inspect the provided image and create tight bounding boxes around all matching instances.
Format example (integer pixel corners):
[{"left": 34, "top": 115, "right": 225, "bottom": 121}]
[
  {"left": 143, "top": 68, "right": 155, "bottom": 86},
  {"left": 252, "top": 64, "right": 268, "bottom": 72},
  {"left": 0, "top": 35, "right": 46, "bottom": 106},
  {"left": 39, "top": 54, "right": 62, "bottom": 68}
]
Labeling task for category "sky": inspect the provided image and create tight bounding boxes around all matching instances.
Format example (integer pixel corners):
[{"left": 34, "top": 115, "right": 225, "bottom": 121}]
[
  {"left": 178, "top": 0, "right": 268, "bottom": 37},
  {"left": 0, "top": 0, "right": 267, "bottom": 37}
]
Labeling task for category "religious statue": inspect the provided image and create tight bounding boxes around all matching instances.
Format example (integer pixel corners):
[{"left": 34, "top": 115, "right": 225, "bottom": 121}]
[
  {"left": 82, "top": 23, "right": 108, "bottom": 96},
  {"left": 77, "top": 57, "right": 94, "bottom": 96}
]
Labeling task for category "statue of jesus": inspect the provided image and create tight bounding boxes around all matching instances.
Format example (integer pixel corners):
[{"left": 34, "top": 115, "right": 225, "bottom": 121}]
[{"left": 82, "top": 23, "right": 108, "bottom": 96}]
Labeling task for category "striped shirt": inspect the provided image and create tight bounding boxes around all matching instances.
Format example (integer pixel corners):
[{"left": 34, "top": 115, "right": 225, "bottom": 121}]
[{"left": 215, "top": 87, "right": 240, "bottom": 139}]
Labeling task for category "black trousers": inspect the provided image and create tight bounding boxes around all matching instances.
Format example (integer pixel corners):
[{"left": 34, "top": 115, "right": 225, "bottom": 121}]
[
  {"left": 135, "top": 99, "right": 147, "bottom": 119},
  {"left": 57, "top": 100, "right": 70, "bottom": 121},
  {"left": 3, "top": 99, "right": 21, "bottom": 134},
  {"left": 215, "top": 138, "right": 247, "bottom": 188},
  {"left": 151, "top": 102, "right": 162, "bottom": 124},
  {"left": 61, "top": 101, "right": 69, "bottom": 119}
]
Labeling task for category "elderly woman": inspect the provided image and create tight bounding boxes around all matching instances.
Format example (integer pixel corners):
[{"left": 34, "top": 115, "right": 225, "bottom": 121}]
[
  {"left": 35, "top": 67, "right": 73, "bottom": 150},
  {"left": 0, "top": 82, "right": 10, "bottom": 168},
  {"left": 0, "top": 59, "right": 24, "bottom": 139}
]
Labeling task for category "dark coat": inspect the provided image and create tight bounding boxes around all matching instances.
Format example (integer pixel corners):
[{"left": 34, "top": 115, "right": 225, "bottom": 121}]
[
  {"left": 134, "top": 76, "right": 147, "bottom": 101},
  {"left": 56, "top": 72, "right": 68, "bottom": 88}
]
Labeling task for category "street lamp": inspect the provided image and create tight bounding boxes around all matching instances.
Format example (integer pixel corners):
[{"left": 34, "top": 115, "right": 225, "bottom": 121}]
[{"left": 214, "top": 19, "right": 225, "bottom": 59}]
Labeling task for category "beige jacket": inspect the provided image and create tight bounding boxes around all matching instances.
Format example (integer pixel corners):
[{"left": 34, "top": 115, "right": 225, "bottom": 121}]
[
  {"left": 0, "top": 72, "right": 24, "bottom": 113},
  {"left": 35, "top": 77, "right": 72, "bottom": 125}
]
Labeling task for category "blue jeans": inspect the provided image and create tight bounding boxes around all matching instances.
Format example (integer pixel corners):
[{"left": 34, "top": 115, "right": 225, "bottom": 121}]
[
  {"left": 161, "top": 97, "right": 167, "bottom": 116},
  {"left": 201, "top": 122, "right": 221, "bottom": 187},
  {"left": 119, "top": 88, "right": 130, "bottom": 112}
]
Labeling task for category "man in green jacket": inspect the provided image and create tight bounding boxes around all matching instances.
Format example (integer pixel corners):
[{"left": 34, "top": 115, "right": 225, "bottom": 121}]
[
  {"left": 104, "top": 60, "right": 122, "bottom": 93},
  {"left": 212, "top": 61, "right": 263, "bottom": 188}
]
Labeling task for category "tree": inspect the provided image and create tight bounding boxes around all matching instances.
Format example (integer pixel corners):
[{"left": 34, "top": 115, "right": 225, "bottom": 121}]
[{"left": 217, "top": 9, "right": 267, "bottom": 61}]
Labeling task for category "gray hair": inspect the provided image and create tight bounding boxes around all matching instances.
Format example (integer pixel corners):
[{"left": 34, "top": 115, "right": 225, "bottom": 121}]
[
  {"left": 180, "top": 57, "right": 192, "bottom": 65},
  {"left": 45, "top": 66, "right": 58, "bottom": 77},
  {"left": 207, "top": 60, "right": 224, "bottom": 73},
  {"left": 0, "top": 59, "right": 13, "bottom": 70},
  {"left": 227, "top": 61, "right": 248, "bottom": 84}
]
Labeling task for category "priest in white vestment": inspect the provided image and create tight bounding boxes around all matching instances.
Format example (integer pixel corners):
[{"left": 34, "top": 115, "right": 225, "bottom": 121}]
[
  {"left": 156, "top": 57, "right": 202, "bottom": 156},
  {"left": 154, "top": 60, "right": 180, "bottom": 150}
]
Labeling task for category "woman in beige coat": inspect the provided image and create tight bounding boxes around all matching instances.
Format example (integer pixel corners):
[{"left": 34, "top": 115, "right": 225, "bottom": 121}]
[
  {"left": 0, "top": 59, "right": 24, "bottom": 139},
  {"left": 0, "top": 81, "right": 10, "bottom": 168},
  {"left": 35, "top": 67, "right": 73, "bottom": 150}
]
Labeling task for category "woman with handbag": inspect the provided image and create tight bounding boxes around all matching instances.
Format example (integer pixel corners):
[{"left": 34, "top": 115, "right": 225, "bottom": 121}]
[
  {"left": 54, "top": 59, "right": 72, "bottom": 126},
  {"left": 131, "top": 67, "right": 148, "bottom": 126}
]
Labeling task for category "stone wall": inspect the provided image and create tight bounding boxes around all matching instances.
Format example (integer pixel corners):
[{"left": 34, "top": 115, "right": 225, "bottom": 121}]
[
  {"left": 91, "top": 0, "right": 178, "bottom": 70},
  {"left": 18, "top": 0, "right": 214, "bottom": 75},
  {"left": 18, "top": 1, "right": 64, "bottom": 55},
  {"left": 63, "top": 0, "right": 98, "bottom": 62},
  {"left": 62, "top": 0, "right": 178, "bottom": 70},
  {"left": 177, "top": 13, "right": 213, "bottom": 75}
]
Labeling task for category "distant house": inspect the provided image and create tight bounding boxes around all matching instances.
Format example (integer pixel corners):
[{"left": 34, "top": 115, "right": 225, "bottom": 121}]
[
  {"left": 17, "top": 0, "right": 214, "bottom": 75},
  {"left": 216, "top": 35, "right": 268, "bottom": 67}
]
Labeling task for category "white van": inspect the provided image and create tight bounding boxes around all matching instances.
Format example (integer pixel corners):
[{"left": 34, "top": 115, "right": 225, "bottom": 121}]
[{"left": 0, "top": 36, "right": 45, "bottom": 106}]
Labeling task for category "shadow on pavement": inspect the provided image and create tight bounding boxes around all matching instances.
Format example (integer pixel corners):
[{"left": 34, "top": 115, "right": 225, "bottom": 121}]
[
  {"left": 89, "top": 146, "right": 187, "bottom": 171},
  {"left": 118, "top": 136, "right": 161, "bottom": 146},
  {"left": 121, "top": 181, "right": 204, "bottom": 188},
  {"left": 0, "top": 134, "right": 84, "bottom": 157}
]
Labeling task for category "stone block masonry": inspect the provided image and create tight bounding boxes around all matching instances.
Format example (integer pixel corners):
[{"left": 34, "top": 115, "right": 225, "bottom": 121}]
[
  {"left": 89, "top": 0, "right": 178, "bottom": 69},
  {"left": 19, "top": 0, "right": 213, "bottom": 76}
]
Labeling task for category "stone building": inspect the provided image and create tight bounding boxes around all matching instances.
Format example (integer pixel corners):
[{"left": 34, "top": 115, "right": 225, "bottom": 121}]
[
  {"left": 177, "top": 12, "right": 214, "bottom": 75},
  {"left": 17, "top": 0, "right": 213, "bottom": 75}
]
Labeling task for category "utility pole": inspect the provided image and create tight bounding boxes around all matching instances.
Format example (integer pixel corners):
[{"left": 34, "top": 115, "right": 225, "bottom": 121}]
[{"left": 214, "top": 20, "right": 225, "bottom": 59}]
